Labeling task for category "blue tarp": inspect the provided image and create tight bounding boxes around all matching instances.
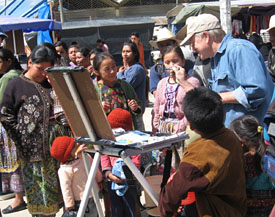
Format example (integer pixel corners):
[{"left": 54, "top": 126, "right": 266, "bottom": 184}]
[
  {"left": 0, "top": 0, "right": 46, "bottom": 17},
  {"left": 37, "top": 2, "right": 52, "bottom": 44},
  {"left": 0, "top": 15, "right": 62, "bottom": 32}
]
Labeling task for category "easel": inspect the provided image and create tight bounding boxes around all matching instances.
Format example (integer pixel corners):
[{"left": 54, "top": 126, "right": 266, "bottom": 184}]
[{"left": 46, "top": 66, "right": 188, "bottom": 217}]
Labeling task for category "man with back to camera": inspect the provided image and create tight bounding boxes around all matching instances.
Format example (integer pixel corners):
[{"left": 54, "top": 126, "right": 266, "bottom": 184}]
[
  {"left": 159, "top": 87, "right": 246, "bottom": 217},
  {"left": 180, "top": 13, "right": 274, "bottom": 127}
]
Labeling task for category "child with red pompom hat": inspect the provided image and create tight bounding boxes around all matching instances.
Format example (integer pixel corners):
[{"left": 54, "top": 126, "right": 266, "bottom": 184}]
[{"left": 50, "top": 136, "right": 102, "bottom": 217}]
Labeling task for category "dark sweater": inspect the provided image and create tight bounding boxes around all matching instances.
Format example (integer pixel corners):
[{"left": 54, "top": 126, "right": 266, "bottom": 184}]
[{"left": 0, "top": 75, "right": 53, "bottom": 161}]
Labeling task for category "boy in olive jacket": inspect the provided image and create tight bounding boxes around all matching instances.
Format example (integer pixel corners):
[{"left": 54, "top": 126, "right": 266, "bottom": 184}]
[{"left": 159, "top": 87, "right": 247, "bottom": 217}]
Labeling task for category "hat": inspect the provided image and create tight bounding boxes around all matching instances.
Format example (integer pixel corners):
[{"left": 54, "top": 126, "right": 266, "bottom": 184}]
[
  {"left": 180, "top": 14, "right": 221, "bottom": 46},
  {"left": 149, "top": 28, "right": 180, "bottom": 49},
  {"left": 0, "top": 27, "right": 8, "bottom": 40},
  {"left": 176, "top": 16, "right": 197, "bottom": 41},
  {"left": 264, "top": 15, "right": 275, "bottom": 32},
  {"left": 107, "top": 108, "right": 133, "bottom": 131},
  {"left": 50, "top": 136, "right": 75, "bottom": 163}
]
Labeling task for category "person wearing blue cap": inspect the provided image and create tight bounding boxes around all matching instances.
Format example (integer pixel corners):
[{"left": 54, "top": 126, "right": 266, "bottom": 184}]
[{"left": 0, "top": 27, "right": 7, "bottom": 47}]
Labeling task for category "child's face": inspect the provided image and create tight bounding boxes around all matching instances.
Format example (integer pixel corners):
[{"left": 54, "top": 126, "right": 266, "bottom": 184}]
[
  {"left": 163, "top": 51, "right": 185, "bottom": 77},
  {"left": 240, "top": 139, "right": 256, "bottom": 156}
]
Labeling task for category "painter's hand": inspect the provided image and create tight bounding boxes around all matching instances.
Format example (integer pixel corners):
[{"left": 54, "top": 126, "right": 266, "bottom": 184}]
[
  {"left": 108, "top": 173, "right": 124, "bottom": 183},
  {"left": 174, "top": 66, "right": 194, "bottom": 92},
  {"left": 128, "top": 99, "right": 138, "bottom": 111},
  {"left": 173, "top": 66, "right": 186, "bottom": 83}
]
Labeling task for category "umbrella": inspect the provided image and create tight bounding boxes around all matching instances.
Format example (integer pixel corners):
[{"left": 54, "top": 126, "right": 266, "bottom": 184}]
[{"left": 0, "top": 15, "right": 62, "bottom": 32}]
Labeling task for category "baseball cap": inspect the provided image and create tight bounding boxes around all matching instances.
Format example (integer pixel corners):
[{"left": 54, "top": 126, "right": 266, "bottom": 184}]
[{"left": 180, "top": 14, "right": 221, "bottom": 46}]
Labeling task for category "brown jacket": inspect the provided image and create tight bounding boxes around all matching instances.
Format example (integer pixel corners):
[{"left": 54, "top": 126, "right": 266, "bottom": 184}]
[{"left": 159, "top": 127, "right": 247, "bottom": 217}]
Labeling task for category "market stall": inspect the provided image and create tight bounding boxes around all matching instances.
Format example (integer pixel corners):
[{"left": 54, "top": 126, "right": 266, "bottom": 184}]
[
  {"left": 0, "top": 15, "right": 62, "bottom": 54},
  {"left": 168, "top": 0, "right": 275, "bottom": 36}
]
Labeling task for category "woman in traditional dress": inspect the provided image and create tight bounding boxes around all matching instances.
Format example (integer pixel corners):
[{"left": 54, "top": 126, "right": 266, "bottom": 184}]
[
  {"left": 0, "top": 44, "right": 69, "bottom": 217},
  {"left": 0, "top": 48, "right": 26, "bottom": 214},
  {"left": 93, "top": 52, "right": 141, "bottom": 130}
]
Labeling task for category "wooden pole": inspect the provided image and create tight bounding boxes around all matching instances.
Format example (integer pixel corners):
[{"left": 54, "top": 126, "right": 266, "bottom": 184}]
[
  {"left": 219, "top": 0, "right": 232, "bottom": 34},
  {"left": 59, "top": 0, "right": 64, "bottom": 23},
  {"left": 49, "top": 1, "right": 57, "bottom": 43}
]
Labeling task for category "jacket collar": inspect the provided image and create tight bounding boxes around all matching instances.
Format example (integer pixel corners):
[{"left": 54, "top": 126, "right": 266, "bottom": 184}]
[{"left": 216, "top": 34, "right": 233, "bottom": 55}]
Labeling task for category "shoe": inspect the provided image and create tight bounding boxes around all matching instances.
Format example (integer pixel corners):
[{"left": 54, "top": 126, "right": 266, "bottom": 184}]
[
  {"left": 146, "top": 102, "right": 154, "bottom": 107},
  {"left": 61, "top": 209, "right": 77, "bottom": 217},
  {"left": 2, "top": 202, "right": 27, "bottom": 214},
  {"left": 0, "top": 192, "right": 15, "bottom": 201}
]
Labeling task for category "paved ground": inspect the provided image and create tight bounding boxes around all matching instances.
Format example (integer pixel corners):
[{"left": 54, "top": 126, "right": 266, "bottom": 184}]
[
  {"left": 0, "top": 94, "right": 155, "bottom": 217},
  {"left": 0, "top": 193, "right": 150, "bottom": 217}
]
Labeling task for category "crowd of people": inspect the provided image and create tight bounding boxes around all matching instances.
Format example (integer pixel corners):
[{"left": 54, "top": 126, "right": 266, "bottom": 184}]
[{"left": 0, "top": 13, "right": 274, "bottom": 217}]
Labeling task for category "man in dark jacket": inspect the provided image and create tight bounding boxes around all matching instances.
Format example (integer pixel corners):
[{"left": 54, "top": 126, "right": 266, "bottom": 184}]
[{"left": 159, "top": 87, "right": 247, "bottom": 217}]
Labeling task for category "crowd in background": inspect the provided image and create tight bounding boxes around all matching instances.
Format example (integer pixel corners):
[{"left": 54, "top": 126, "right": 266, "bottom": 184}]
[{"left": 0, "top": 13, "right": 274, "bottom": 217}]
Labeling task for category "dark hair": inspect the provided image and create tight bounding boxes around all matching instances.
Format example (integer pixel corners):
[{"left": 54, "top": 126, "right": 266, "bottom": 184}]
[
  {"left": 29, "top": 44, "right": 57, "bottom": 66},
  {"left": 54, "top": 41, "right": 68, "bottom": 52},
  {"left": 162, "top": 45, "right": 185, "bottom": 61},
  {"left": 239, "top": 33, "right": 247, "bottom": 40},
  {"left": 97, "top": 39, "right": 104, "bottom": 44},
  {"left": 249, "top": 33, "right": 263, "bottom": 50},
  {"left": 13, "top": 58, "right": 23, "bottom": 70},
  {"left": 122, "top": 41, "right": 139, "bottom": 63},
  {"left": 230, "top": 115, "right": 266, "bottom": 156},
  {"left": 93, "top": 52, "right": 115, "bottom": 72},
  {"left": 0, "top": 48, "right": 22, "bottom": 71},
  {"left": 182, "top": 87, "right": 224, "bottom": 134},
  {"left": 40, "top": 42, "right": 60, "bottom": 60},
  {"left": 76, "top": 47, "right": 90, "bottom": 58},
  {"left": 68, "top": 44, "right": 78, "bottom": 50},
  {"left": 89, "top": 48, "right": 104, "bottom": 56},
  {"left": 131, "top": 32, "right": 140, "bottom": 38},
  {"left": 71, "top": 41, "right": 79, "bottom": 46}
]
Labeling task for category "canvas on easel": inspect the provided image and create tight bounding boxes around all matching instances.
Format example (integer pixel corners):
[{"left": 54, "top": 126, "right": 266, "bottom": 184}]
[{"left": 46, "top": 66, "right": 115, "bottom": 141}]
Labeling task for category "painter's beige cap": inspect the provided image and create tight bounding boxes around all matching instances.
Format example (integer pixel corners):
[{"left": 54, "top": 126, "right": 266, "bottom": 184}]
[{"left": 180, "top": 14, "right": 221, "bottom": 46}]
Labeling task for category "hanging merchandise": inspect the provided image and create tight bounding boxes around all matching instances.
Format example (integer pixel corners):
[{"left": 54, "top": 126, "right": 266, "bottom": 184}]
[{"left": 232, "top": 19, "right": 242, "bottom": 36}]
